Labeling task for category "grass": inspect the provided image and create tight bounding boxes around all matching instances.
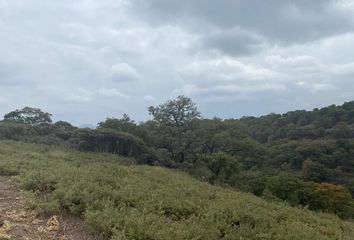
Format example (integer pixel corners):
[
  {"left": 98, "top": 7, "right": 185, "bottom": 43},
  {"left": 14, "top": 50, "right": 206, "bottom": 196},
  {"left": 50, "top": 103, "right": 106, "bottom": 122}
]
[{"left": 0, "top": 140, "right": 354, "bottom": 240}]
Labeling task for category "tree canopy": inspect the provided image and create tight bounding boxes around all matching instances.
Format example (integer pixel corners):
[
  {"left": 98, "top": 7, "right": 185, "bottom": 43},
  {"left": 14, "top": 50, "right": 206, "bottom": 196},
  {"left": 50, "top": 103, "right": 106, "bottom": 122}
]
[
  {"left": 148, "top": 95, "right": 200, "bottom": 134},
  {"left": 3, "top": 107, "right": 52, "bottom": 125}
]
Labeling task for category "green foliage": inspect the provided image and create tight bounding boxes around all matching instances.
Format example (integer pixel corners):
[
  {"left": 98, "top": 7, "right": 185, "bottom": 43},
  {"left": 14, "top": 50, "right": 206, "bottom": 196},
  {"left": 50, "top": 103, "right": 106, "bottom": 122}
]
[
  {"left": 302, "top": 159, "right": 329, "bottom": 182},
  {"left": 1, "top": 100, "right": 354, "bottom": 221},
  {"left": 0, "top": 121, "right": 157, "bottom": 164},
  {"left": 309, "top": 183, "right": 354, "bottom": 219},
  {"left": 265, "top": 173, "right": 354, "bottom": 219},
  {"left": 266, "top": 173, "right": 305, "bottom": 206},
  {"left": 3, "top": 107, "right": 52, "bottom": 125},
  {"left": 349, "top": 181, "right": 354, "bottom": 197},
  {"left": 0, "top": 122, "right": 28, "bottom": 140},
  {"left": 76, "top": 128, "right": 148, "bottom": 157},
  {"left": 1, "top": 140, "right": 354, "bottom": 240},
  {"left": 241, "top": 101, "right": 354, "bottom": 142},
  {"left": 148, "top": 96, "right": 200, "bottom": 162},
  {"left": 233, "top": 171, "right": 267, "bottom": 196},
  {"left": 98, "top": 114, "right": 137, "bottom": 133},
  {"left": 148, "top": 95, "right": 200, "bottom": 131},
  {"left": 201, "top": 152, "right": 241, "bottom": 185}
]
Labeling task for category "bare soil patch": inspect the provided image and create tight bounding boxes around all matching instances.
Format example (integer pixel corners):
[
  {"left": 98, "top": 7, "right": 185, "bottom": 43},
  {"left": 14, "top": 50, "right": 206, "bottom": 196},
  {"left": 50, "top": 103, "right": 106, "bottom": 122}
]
[{"left": 0, "top": 176, "right": 96, "bottom": 240}]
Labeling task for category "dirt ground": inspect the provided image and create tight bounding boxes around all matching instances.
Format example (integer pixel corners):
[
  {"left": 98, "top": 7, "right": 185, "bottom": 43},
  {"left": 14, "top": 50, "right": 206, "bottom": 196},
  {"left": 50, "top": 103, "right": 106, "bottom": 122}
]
[{"left": 0, "top": 176, "right": 97, "bottom": 240}]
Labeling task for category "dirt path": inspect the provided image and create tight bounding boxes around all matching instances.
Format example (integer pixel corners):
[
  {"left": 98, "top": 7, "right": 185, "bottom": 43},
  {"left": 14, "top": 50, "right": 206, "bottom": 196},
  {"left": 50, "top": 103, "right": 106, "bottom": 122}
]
[{"left": 0, "top": 176, "right": 96, "bottom": 240}]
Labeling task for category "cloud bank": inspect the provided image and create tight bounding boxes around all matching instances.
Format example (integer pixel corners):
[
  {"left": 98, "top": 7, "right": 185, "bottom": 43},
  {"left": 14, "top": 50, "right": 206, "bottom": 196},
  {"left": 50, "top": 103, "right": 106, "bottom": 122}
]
[{"left": 0, "top": 0, "right": 353, "bottom": 124}]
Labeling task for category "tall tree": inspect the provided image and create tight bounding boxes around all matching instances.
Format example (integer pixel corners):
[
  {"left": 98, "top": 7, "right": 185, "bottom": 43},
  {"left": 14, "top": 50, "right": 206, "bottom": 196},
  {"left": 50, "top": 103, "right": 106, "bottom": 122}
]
[
  {"left": 148, "top": 96, "right": 200, "bottom": 162},
  {"left": 3, "top": 107, "right": 52, "bottom": 125},
  {"left": 148, "top": 96, "right": 200, "bottom": 136}
]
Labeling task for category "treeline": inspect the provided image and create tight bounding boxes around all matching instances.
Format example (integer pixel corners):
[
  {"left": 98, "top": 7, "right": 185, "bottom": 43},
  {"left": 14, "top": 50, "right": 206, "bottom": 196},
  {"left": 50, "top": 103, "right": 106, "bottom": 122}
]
[
  {"left": 0, "top": 121, "right": 155, "bottom": 164},
  {"left": 1, "top": 98, "right": 354, "bottom": 219},
  {"left": 241, "top": 101, "right": 354, "bottom": 143}
]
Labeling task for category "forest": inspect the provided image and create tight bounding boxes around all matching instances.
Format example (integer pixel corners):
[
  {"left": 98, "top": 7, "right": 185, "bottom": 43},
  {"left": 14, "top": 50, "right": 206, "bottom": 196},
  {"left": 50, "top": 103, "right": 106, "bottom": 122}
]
[{"left": 1, "top": 97, "right": 354, "bottom": 220}]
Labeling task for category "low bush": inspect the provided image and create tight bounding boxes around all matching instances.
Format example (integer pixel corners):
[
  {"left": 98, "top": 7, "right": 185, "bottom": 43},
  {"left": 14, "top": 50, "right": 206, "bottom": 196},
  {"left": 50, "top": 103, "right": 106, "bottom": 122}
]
[{"left": 0, "top": 141, "right": 354, "bottom": 240}]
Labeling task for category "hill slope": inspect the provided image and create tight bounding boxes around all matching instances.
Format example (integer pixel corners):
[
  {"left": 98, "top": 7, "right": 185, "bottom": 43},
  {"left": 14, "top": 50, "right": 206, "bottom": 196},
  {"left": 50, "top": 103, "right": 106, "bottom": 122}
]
[
  {"left": 0, "top": 140, "right": 353, "bottom": 240},
  {"left": 0, "top": 176, "right": 94, "bottom": 240}
]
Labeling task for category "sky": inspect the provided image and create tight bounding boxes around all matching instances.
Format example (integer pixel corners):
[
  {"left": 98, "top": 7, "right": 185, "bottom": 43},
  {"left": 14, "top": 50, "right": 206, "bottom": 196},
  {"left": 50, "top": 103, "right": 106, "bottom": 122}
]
[{"left": 0, "top": 0, "right": 354, "bottom": 126}]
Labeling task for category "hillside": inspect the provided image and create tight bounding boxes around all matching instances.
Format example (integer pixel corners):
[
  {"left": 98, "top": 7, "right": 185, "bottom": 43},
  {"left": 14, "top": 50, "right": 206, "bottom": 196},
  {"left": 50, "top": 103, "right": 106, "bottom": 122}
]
[
  {"left": 1, "top": 100, "right": 354, "bottom": 221},
  {"left": 0, "top": 140, "right": 354, "bottom": 240},
  {"left": 240, "top": 101, "right": 354, "bottom": 142}
]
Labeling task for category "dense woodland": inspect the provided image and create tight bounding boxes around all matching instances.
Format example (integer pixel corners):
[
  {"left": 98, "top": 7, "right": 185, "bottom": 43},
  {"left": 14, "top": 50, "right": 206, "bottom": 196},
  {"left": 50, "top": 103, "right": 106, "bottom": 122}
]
[{"left": 1, "top": 97, "right": 354, "bottom": 219}]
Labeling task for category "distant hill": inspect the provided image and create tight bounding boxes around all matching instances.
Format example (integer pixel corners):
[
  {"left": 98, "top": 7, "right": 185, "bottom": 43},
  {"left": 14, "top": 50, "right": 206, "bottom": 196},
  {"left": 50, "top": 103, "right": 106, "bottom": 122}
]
[
  {"left": 240, "top": 101, "right": 354, "bottom": 143},
  {"left": 0, "top": 140, "right": 354, "bottom": 240}
]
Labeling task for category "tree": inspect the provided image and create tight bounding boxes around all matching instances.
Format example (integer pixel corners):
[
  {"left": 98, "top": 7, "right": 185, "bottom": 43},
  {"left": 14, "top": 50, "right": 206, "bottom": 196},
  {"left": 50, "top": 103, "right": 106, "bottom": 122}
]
[
  {"left": 148, "top": 96, "right": 200, "bottom": 136},
  {"left": 54, "top": 121, "right": 75, "bottom": 130},
  {"left": 233, "top": 171, "right": 267, "bottom": 196},
  {"left": 201, "top": 152, "right": 241, "bottom": 185},
  {"left": 331, "top": 122, "right": 353, "bottom": 139},
  {"left": 76, "top": 128, "right": 153, "bottom": 162},
  {"left": 309, "top": 183, "right": 354, "bottom": 219},
  {"left": 3, "top": 107, "right": 52, "bottom": 125},
  {"left": 148, "top": 96, "right": 200, "bottom": 162},
  {"left": 265, "top": 173, "right": 305, "bottom": 206},
  {"left": 302, "top": 159, "right": 329, "bottom": 182},
  {"left": 98, "top": 114, "right": 136, "bottom": 133},
  {"left": 53, "top": 121, "right": 76, "bottom": 141},
  {"left": 193, "top": 118, "right": 224, "bottom": 155}
]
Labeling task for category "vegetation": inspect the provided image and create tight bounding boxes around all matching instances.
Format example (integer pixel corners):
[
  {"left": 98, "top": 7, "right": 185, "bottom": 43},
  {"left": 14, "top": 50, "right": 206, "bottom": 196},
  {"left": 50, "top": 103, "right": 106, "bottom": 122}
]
[
  {"left": 1, "top": 98, "right": 354, "bottom": 221},
  {"left": 3, "top": 107, "right": 52, "bottom": 125},
  {"left": 0, "top": 140, "right": 354, "bottom": 240}
]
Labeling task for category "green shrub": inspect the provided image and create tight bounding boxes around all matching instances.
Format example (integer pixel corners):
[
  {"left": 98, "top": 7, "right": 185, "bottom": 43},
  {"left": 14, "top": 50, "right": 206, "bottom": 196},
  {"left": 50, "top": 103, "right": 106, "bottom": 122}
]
[{"left": 1, "top": 140, "right": 354, "bottom": 240}]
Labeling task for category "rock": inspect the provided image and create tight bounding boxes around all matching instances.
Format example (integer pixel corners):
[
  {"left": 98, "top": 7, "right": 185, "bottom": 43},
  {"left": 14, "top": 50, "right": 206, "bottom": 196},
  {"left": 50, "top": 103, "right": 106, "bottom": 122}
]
[
  {"left": 6, "top": 210, "right": 27, "bottom": 221},
  {"left": 46, "top": 215, "right": 60, "bottom": 231},
  {"left": 31, "top": 218, "right": 43, "bottom": 225},
  {"left": 0, "top": 220, "right": 12, "bottom": 239},
  {"left": 37, "top": 226, "right": 46, "bottom": 233}
]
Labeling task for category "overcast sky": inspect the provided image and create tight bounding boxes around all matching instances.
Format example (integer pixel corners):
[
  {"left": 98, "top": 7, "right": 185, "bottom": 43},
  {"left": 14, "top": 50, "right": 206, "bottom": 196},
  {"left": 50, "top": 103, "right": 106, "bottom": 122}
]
[{"left": 1, "top": 0, "right": 354, "bottom": 125}]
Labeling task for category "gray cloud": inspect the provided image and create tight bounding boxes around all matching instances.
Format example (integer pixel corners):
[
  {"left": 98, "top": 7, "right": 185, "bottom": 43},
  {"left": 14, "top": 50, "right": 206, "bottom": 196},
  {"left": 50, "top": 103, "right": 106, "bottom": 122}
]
[
  {"left": 109, "top": 63, "right": 141, "bottom": 82},
  {"left": 201, "top": 28, "right": 265, "bottom": 56},
  {"left": 0, "top": 0, "right": 353, "bottom": 124},
  {"left": 131, "top": 0, "right": 353, "bottom": 44}
]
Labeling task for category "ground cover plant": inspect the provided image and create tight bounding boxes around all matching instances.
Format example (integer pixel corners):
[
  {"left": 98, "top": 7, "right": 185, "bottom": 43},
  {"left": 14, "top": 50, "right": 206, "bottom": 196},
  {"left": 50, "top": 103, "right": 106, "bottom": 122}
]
[{"left": 0, "top": 140, "right": 354, "bottom": 240}]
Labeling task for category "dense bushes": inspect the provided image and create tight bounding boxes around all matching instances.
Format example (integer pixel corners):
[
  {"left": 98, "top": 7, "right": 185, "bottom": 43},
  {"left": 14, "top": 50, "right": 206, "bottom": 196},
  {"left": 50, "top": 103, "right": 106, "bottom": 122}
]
[
  {"left": 0, "top": 121, "right": 157, "bottom": 164},
  {"left": 1, "top": 141, "right": 354, "bottom": 240},
  {"left": 310, "top": 183, "right": 354, "bottom": 219},
  {"left": 0, "top": 122, "right": 29, "bottom": 140},
  {"left": 76, "top": 129, "right": 148, "bottom": 157},
  {"left": 196, "top": 152, "right": 241, "bottom": 185},
  {"left": 265, "top": 174, "right": 354, "bottom": 219}
]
